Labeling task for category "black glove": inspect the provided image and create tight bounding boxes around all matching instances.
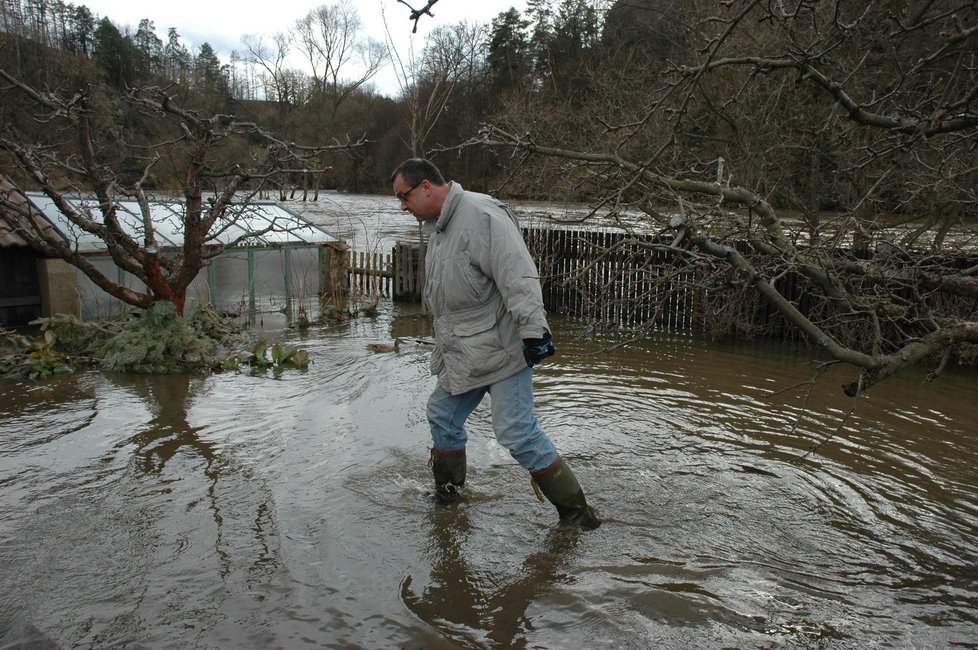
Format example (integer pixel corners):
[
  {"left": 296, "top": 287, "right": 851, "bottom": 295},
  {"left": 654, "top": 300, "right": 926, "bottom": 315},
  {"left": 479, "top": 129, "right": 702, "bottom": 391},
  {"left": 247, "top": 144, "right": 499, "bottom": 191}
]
[{"left": 522, "top": 331, "right": 556, "bottom": 367}]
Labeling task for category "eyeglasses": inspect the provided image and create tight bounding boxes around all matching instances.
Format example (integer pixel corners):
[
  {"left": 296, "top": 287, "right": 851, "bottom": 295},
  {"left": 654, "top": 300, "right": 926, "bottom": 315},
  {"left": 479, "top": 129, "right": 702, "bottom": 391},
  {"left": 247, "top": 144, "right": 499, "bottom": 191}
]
[{"left": 396, "top": 181, "right": 423, "bottom": 202}]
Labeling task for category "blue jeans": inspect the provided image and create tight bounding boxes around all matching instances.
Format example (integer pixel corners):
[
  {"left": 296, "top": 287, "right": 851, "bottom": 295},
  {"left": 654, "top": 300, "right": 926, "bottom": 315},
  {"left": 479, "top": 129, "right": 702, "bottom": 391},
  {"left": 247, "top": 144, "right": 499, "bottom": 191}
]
[{"left": 426, "top": 367, "right": 558, "bottom": 474}]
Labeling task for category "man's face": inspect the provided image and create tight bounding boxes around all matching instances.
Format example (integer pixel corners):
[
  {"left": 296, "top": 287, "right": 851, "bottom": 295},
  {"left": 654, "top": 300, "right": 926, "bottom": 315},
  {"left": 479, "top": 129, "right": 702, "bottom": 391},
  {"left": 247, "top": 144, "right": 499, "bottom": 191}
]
[{"left": 393, "top": 175, "right": 433, "bottom": 222}]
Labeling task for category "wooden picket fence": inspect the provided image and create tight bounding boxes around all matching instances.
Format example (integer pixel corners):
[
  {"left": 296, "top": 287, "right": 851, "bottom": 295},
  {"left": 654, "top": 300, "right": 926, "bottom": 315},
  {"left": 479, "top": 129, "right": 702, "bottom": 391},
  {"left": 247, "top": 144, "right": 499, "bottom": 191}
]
[
  {"left": 346, "top": 244, "right": 423, "bottom": 301},
  {"left": 366, "top": 228, "right": 707, "bottom": 333},
  {"left": 349, "top": 249, "right": 393, "bottom": 298},
  {"left": 522, "top": 227, "right": 704, "bottom": 332}
]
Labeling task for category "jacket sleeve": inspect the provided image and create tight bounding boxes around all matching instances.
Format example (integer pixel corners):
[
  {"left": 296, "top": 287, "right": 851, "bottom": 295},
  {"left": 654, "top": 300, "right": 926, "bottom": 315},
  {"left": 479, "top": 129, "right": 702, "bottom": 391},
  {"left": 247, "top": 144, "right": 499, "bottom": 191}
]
[{"left": 482, "top": 205, "right": 550, "bottom": 339}]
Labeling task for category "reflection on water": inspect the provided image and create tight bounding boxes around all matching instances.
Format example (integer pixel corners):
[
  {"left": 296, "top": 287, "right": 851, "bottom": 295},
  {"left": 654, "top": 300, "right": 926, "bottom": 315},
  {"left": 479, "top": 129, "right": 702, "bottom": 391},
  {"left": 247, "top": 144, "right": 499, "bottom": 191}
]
[
  {"left": 1, "top": 303, "right": 977, "bottom": 648},
  {"left": 401, "top": 507, "right": 585, "bottom": 647},
  {"left": 111, "top": 374, "right": 215, "bottom": 475}
]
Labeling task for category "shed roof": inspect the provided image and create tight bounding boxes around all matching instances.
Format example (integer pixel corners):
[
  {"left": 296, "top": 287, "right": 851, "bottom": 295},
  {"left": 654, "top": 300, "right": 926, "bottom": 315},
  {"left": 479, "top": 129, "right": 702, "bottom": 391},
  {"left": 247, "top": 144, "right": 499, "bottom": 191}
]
[
  {"left": 23, "top": 192, "right": 341, "bottom": 253},
  {"left": 0, "top": 177, "right": 63, "bottom": 248}
]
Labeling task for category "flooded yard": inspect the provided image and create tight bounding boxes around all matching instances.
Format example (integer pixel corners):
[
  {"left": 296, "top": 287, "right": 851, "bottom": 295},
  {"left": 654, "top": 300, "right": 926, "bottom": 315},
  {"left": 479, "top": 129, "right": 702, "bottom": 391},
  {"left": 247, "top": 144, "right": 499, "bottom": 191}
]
[{"left": 2, "top": 302, "right": 977, "bottom": 648}]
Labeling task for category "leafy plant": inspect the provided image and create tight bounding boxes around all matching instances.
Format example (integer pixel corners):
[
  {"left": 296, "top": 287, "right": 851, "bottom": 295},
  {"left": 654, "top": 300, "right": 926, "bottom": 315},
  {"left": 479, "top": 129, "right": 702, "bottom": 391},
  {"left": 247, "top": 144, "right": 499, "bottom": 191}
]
[
  {"left": 100, "top": 301, "right": 215, "bottom": 374},
  {"left": 25, "top": 330, "right": 73, "bottom": 379},
  {"left": 0, "top": 327, "right": 72, "bottom": 379},
  {"left": 33, "top": 313, "right": 121, "bottom": 361},
  {"left": 221, "top": 339, "right": 311, "bottom": 375}
]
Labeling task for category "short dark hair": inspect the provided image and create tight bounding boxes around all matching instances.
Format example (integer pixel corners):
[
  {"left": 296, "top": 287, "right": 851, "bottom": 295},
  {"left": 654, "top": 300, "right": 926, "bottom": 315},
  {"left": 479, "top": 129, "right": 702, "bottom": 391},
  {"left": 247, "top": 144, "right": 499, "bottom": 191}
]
[{"left": 390, "top": 158, "right": 446, "bottom": 187}]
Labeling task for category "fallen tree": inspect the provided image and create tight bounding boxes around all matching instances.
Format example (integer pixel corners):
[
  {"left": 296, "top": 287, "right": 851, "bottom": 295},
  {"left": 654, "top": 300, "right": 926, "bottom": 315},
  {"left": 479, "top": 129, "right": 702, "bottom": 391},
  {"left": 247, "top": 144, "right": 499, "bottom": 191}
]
[{"left": 462, "top": 0, "right": 978, "bottom": 395}]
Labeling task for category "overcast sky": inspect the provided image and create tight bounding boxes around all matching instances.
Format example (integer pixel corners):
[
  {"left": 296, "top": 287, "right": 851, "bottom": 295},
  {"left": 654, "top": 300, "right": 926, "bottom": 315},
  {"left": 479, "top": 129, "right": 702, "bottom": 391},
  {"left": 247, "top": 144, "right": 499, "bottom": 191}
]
[{"left": 78, "top": 0, "right": 528, "bottom": 96}]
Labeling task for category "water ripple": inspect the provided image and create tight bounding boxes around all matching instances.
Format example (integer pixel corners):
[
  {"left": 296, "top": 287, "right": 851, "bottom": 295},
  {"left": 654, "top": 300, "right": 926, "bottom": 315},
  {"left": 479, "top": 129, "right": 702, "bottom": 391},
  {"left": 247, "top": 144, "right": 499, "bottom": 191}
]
[{"left": 1, "top": 306, "right": 977, "bottom": 647}]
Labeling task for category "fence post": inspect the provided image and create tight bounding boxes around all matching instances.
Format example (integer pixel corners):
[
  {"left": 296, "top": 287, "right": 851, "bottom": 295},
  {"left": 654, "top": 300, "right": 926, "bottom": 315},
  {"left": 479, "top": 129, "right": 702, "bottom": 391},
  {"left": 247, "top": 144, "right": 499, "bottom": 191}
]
[
  {"left": 393, "top": 241, "right": 423, "bottom": 303},
  {"left": 247, "top": 249, "right": 256, "bottom": 320},
  {"left": 320, "top": 241, "right": 350, "bottom": 314}
]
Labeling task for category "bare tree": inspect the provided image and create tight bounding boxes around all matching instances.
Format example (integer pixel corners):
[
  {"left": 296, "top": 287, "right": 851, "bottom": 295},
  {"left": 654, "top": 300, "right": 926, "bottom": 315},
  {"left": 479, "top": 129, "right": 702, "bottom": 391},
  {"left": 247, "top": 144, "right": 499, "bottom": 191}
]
[
  {"left": 0, "top": 67, "right": 363, "bottom": 315},
  {"left": 384, "top": 1, "right": 485, "bottom": 155},
  {"left": 294, "top": 2, "right": 388, "bottom": 119},
  {"left": 464, "top": 0, "right": 978, "bottom": 395},
  {"left": 400, "top": 22, "right": 489, "bottom": 156},
  {"left": 241, "top": 32, "right": 307, "bottom": 113}
]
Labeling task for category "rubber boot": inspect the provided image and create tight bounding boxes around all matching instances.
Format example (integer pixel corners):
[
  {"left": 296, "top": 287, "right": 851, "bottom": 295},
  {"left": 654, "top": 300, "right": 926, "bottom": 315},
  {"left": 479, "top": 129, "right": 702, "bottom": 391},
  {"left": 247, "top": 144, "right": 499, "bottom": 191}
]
[
  {"left": 532, "top": 456, "right": 600, "bottom": 529},
  {"left": 429, "top": 447, "right": 466, "bottom": 503}
]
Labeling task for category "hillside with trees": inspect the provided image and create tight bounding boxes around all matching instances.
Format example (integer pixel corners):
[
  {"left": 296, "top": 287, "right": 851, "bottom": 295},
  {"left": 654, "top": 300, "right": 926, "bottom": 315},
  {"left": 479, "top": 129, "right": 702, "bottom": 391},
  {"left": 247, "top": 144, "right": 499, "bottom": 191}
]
[{"left": 2, "top": 0, "right": 975, "bottom": 201}]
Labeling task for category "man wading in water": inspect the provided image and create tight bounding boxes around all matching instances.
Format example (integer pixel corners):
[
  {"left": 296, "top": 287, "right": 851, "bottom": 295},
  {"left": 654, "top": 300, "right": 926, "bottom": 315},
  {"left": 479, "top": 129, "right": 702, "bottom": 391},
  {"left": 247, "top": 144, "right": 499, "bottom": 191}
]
[{"left": 391, "top": 158, "right": 600, "bottom": 529}]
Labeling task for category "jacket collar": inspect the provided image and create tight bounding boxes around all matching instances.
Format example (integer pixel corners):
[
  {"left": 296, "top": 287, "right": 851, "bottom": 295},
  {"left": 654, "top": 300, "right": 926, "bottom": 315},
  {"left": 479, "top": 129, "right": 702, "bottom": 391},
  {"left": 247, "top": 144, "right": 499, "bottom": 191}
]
[{"left": 435, "top": 182, "right": 463, "bottom": 233}]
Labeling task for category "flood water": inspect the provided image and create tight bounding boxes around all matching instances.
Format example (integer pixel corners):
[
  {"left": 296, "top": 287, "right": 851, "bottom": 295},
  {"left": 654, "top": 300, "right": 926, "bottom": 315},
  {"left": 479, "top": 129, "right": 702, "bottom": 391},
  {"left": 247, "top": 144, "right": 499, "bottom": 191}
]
[
  {"left": 288, "top": 191, "right": 631, "bottom": 254},
  {"left": 2, "top": 298, "right": 978, "bottom": 648}
]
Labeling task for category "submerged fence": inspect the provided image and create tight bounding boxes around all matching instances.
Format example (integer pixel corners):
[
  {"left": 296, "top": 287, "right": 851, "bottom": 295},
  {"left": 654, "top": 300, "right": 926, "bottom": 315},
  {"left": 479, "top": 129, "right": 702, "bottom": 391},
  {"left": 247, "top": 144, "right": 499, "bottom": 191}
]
[
  {"left": 523, "top": 228, "right": 704, "bottom": 333},
  {"left": 365, "top": 228, "right": 708, "bottom": 333},
  {"left": 524, "top": 228, "right": 822, "bottom": 338},
  {"left": 356, "top": 227, "right": 978, "bottom": 342},
  {"left": 348, "top": 242, "right": 419, "bottom": 302},
  {"left": 349, "top": 249, "right": 394, "bottom": 299}
]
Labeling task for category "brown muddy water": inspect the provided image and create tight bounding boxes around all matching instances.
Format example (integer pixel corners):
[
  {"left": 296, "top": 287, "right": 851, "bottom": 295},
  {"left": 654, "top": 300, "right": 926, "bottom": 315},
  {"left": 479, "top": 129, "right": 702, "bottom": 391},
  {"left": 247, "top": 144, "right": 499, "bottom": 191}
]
[{"left": 2, "top": 302, "right": 978, "bottom": 649}]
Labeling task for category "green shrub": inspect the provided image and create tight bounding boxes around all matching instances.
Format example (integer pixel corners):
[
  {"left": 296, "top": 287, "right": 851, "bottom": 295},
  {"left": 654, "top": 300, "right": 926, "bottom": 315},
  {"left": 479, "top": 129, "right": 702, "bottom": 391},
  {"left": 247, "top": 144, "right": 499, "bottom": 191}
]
[{"left": 100, "top": 301, "right": 216, "bottom": 374}]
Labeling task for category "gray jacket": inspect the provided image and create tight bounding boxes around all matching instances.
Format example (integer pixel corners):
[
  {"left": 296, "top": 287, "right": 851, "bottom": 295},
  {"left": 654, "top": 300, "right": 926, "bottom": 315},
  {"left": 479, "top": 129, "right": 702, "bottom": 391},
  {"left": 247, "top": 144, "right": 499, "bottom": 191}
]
[{"left": 424, "top": 182, "right": 550, "bottom": 394}]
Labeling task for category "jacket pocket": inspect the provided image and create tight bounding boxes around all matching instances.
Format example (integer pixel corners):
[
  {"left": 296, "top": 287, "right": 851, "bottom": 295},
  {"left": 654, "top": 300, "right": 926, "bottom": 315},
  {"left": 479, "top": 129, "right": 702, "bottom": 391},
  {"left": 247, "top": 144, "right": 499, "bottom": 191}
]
[{"left": 455, "top": 314, "right": 509, "bottom": 377}]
